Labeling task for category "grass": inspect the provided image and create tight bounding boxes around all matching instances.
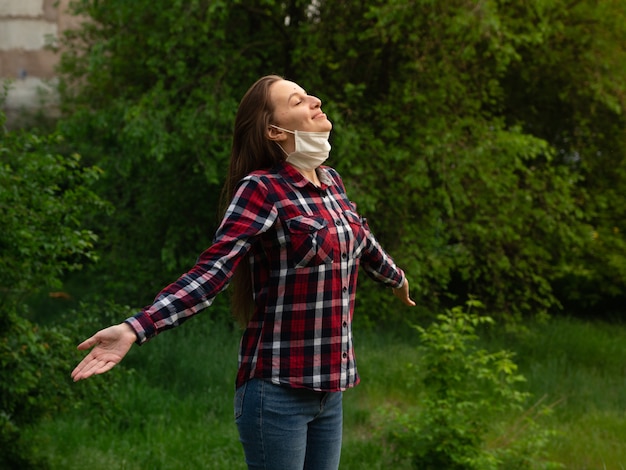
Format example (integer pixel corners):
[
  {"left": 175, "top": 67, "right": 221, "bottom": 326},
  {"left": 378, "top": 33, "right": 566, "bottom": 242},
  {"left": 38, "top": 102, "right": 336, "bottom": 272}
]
[
  {"left": 497, "top": 318, "right": 626, "bottom": 469},
  {"left": 31, "top": 318, "right": 246, "bottom": 470},
  {"left": 26, "top": 314, "right": 626, "bottom": 469}
]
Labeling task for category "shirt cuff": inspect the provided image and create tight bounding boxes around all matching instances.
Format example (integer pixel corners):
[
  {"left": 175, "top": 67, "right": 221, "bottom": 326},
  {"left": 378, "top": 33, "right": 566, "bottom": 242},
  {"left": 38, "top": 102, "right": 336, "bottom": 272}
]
[
  {"left": 394, "top": 270, "right": 406, "bottom": 289},
  {"left": 124, "top": 311, "right": 157, "bottom": 345}
]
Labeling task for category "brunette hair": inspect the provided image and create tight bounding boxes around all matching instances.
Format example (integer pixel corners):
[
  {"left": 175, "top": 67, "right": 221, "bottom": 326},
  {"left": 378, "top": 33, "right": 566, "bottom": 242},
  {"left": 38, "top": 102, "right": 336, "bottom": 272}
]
[{"left": 222, "top": 75, "right": 286, "bottom": 326}]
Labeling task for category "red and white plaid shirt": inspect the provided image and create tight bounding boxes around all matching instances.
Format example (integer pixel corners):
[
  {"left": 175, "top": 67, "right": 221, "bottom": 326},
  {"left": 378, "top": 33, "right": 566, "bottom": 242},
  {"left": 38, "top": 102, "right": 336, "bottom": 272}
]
[{"left": 126, "top": 162, "right": 404, "bottom": 391}]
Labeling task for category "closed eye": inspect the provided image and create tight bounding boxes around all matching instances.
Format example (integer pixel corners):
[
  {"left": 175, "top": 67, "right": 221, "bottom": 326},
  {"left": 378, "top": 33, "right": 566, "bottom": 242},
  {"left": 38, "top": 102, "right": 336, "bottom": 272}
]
[{"left": 288, "top": 91, "right": 307, "bottom": 106}]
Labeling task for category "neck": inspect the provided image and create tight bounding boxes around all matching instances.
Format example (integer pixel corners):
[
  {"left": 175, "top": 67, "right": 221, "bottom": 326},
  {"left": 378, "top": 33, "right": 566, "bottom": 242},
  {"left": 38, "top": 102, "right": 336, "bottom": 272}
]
[{"left": 295, "top": 166, "right": 321, "bottom": 187}]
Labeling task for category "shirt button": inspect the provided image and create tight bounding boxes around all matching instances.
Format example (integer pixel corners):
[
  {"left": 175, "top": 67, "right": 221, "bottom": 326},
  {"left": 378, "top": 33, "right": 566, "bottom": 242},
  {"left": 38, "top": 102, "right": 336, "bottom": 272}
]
[
  {"left": 341, "top": 252, "right": 347, "bottom": 259},
  {"left": 342, "top": 286, "right": 348, "bottom": 293},
  {"left": 342, "top": 321, "right": 348, "bottom": 328},
  {"left": 342, "top": 352, "right": 348, "bottom": 359},
  {"left": 335, "top": 219, "right": 341, "bottom": 226}
]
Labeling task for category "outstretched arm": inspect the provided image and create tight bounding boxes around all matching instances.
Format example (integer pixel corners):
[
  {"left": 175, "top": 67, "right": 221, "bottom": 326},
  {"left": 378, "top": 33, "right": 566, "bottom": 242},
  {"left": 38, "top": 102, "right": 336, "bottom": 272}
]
[
  {"left": 393, "top": 278, "right": 416, "bottom": 307},
  {"left": 71, "top": 323, "right": 137, "bottom": 382}
]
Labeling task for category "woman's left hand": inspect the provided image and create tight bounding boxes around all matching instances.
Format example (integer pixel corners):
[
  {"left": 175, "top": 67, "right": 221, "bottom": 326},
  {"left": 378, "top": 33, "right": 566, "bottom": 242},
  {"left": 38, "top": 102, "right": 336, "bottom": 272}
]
[{"left": 393, "top": 278, "right": 416, "bottom": 307}]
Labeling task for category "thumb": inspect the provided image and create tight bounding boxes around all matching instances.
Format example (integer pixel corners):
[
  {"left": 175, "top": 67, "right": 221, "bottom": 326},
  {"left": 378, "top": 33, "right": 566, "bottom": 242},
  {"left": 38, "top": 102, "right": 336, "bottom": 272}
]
[{"left": 77, "top": 335, "right": 100, "bottom": 351}]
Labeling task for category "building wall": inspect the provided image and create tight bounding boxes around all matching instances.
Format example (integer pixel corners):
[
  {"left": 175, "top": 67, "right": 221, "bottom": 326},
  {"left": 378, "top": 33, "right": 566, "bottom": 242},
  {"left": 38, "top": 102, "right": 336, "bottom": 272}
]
[{"left": 0, "top": 0, "right": 77, "bottom": 124}]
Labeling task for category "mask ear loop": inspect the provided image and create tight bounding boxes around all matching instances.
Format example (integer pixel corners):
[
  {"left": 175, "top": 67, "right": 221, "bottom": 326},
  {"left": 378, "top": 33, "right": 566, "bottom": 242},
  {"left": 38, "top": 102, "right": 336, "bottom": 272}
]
[
  {"left": 274, "top": 141, "right": 289, "bottom": 158},
  {"left": 269, "top": 124, "right": 294, "bottom": 134},
  {"left": 268, "top": 124, "right": 292, "bottom": 158}
]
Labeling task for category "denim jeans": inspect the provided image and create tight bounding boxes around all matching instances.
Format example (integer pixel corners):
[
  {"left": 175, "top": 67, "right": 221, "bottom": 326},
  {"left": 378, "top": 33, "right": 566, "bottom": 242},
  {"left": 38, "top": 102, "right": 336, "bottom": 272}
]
[{"left": 234, "top": 378, "right": 343, "bottom": 470}]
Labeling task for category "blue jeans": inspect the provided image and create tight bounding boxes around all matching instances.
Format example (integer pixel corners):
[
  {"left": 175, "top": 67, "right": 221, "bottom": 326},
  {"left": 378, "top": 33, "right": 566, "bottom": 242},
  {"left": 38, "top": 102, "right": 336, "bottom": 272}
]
[{"left": 234, "top": 379, "right": 343, "bottom": 470}]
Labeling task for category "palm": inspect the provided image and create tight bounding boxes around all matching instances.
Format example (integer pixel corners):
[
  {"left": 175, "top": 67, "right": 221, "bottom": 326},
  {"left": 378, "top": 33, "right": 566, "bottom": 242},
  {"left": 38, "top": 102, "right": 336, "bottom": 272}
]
[{"left": 71, "top": 323, "right": 136, "bottom": 381}]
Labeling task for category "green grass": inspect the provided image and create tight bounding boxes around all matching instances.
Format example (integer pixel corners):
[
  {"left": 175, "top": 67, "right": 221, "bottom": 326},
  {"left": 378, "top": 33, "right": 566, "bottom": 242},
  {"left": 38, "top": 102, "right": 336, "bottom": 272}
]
[
  {"left": 26, "top": 314, "right": 626, "bottom": 469},
  {"left": 30, "top": 318, "right": 246, "bottom": 470},
  {"left": 493, "top": 318, "right": 626, "bottom": 469}
]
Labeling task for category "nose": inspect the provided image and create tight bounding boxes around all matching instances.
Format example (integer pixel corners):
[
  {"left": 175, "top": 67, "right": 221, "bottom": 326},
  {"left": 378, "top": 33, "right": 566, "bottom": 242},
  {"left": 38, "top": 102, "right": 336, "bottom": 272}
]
[{"left": 309, "top": 95, "right": 322, "bottom": 108}]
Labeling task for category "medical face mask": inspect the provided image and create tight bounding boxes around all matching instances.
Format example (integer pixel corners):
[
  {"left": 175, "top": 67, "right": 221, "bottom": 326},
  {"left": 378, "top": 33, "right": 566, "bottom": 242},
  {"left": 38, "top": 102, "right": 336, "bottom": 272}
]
[{"left": 270, "top": 125, "right": 331, "bottom": 171}]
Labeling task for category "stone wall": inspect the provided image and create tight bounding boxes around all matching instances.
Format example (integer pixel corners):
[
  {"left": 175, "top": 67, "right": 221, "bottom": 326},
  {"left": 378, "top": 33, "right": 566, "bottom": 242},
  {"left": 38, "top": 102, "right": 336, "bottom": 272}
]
[{"left": 0, "top": 0, "right": 77, "bottom": 125}]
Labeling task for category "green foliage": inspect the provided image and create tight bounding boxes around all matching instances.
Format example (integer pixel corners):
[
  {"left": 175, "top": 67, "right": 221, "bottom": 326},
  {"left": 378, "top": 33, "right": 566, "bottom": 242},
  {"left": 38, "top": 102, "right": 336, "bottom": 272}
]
[
  {"left": 304, "top": 0, "right": 625, "bottom": 319},
  {"left": 0, "top": 306, "right": 127, "bottom": 470},
  {"left": 384, "top": 301, "right": 559, "bottom": 469},
  {"left": 495, "top": 0, "right": 626, "bottom": 314},
  {"left": 53, "top": 0, "right": 626, "bottom": 320},
  {"left": 0, "top": 115, "right": 107, "bottom": 302},
  {"left": 0, "top": 108, "right": 125, "bottom": 468},
  {"left": 1, "top": 312, "right": 58, "bottom": 469},
  {"left": 22, "top": 314, "right": 244, "bottom": 470},
  {"left": 55, "top": 0, "right": 308, "bottom": 305}
]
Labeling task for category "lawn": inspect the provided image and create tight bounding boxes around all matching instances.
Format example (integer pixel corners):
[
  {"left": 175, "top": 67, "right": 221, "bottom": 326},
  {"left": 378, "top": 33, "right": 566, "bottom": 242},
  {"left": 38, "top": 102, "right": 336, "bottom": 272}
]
[{"left": 26, "top": 314, "right": 626, "bottom": 469}]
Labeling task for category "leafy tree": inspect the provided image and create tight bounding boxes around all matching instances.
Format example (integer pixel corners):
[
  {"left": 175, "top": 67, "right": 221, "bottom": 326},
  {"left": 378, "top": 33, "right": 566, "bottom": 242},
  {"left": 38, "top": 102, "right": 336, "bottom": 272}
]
[
  {"left": 0, "top": 107, "right": 121, "bottom": 468},
  {"left": 497, "top": 0, "right": 626, "bottom": 314},
  {"left": 292, "top": 0, "right": 587, "bottom": 318},
  {"left": 54, "top": 0, "right": 626, "bottom": 319},
  {"left": 56, "top": 0, "right": 307, "bottom": 304}
]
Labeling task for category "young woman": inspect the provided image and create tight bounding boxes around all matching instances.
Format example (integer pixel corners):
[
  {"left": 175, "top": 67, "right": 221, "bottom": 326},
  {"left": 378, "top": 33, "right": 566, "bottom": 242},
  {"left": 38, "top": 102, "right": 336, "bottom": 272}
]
[{"left": 72, "top": 75, "right": 415, "bottom": 470}]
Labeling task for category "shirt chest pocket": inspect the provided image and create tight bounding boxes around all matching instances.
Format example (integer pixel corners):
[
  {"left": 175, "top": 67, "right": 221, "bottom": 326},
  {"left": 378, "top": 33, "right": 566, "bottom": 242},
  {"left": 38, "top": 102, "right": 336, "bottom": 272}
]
[
  {"left": 344, "top": 210, "right": 367, "bottom": 258},
  {"left": 285, "top": 216, "right": 335, "bottom": 268}
]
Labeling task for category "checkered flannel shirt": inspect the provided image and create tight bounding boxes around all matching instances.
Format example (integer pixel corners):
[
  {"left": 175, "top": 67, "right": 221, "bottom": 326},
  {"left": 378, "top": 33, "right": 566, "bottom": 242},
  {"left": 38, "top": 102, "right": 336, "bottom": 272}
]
[{"left": 125, "top": 161, "right": 404, "bottom": 391}]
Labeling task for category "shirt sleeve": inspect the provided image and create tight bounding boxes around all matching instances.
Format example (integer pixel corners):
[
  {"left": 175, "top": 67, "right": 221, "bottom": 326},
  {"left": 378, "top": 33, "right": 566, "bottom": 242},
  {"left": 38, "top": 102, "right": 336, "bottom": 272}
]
[
  {"left": 326, "top": 167, "right": 405, "bottom": 289},
  {"left": 125, "top": 175, "right": 277, "bottom": 344},
  {"left": 359, "top": 217, "right": 405, "bottom": 289}
]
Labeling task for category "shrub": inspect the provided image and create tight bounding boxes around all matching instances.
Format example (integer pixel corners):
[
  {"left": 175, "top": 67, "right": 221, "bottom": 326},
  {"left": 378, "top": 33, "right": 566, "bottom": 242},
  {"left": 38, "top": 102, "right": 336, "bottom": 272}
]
[
  {"left": 384, "top": 301, "right": 560, "bottom": 469},
  {"left": 0, "top": 106, "right": 122, "bottom": 468}
]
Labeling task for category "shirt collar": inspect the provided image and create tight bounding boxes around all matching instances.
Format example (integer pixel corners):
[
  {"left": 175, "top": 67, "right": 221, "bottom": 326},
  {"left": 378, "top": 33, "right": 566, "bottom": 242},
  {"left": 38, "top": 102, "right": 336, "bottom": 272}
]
[{"left": 277, "top": 161, "right": 333, "bottom": 190}]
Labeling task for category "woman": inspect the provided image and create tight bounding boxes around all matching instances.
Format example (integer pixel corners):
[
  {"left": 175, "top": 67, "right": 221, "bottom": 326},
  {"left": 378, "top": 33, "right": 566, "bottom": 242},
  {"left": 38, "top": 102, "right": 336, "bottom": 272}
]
[{"left": 71, "top": 75, "right": 415, "bottom": 470}]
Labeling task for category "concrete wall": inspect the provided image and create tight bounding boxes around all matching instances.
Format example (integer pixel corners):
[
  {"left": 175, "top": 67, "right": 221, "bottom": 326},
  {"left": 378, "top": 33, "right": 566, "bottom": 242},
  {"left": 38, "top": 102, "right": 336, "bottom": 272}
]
[{"left": 0, "top": 0, "right": 76, "bottom": 125}]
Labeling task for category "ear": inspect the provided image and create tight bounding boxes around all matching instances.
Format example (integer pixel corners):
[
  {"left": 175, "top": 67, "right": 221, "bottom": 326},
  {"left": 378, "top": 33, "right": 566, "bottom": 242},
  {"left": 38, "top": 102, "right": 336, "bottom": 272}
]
[{"left": 267, "top": 126, "right": 287, "bottom": 142}]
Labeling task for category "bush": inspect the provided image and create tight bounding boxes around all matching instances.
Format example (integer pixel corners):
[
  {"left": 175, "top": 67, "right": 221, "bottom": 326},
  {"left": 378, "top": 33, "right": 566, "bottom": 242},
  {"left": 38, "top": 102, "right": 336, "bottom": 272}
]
[
  {"left": 0, "top": 106, "right": 123, "bottom": 468},
  {"left": 0, "top": 301, "right": 135, "bottom": 470},
  {"left": 383, "top": 301, "right": 560, "bottom": 469}
]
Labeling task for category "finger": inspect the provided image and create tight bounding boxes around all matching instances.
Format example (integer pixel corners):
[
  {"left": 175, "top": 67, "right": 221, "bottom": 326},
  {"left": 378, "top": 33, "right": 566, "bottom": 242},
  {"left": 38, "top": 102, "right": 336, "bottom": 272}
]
[
  {"left": 398, "top": 291, "right": 415, "bottom": 306},
  {"left": 395, "top": 290, "right": 415, "bottom": 307},
  {"left": 77, "top": 335, "right": 100, "bottom": 351},
  {"left": 96, "top": 360, "right": 118, "bottom": 376},
  {"left": 83, "top": 358, "right": 118, "bottom": 379},
  {"left": 72, "top": 357, "right": 107, "bottom": 381},
  {"left": 71, "top": 363, "right": 88, "bottom": 381},
  {"left": 400, "top": 280, "right": 416, "bottom": 307},
  {"left": 71, "top": 355, "right": 96, "bottom": 381},
  {"left": 78, "top": 359, "right": 105, "bottom": 380},
  {"left": 72, "top": 368, "right": 91, "bottom": 382}
]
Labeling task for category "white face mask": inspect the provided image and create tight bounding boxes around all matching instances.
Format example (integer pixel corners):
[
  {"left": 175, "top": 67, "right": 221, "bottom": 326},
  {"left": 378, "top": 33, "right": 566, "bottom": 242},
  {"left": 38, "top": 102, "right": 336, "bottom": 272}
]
[{"left": 270, "top": 125, "right": 331, "bottom": 171}]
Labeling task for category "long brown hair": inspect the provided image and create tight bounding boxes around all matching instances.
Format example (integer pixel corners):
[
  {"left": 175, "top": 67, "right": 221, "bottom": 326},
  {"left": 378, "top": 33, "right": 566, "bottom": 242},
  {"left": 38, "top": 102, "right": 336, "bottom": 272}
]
[{"left": 222, "top": 75, "right": 286, "bottom": 327}]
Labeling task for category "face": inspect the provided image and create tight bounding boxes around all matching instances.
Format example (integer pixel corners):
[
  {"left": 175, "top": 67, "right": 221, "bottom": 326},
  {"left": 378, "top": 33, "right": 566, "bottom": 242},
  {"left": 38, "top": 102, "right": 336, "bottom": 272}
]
[{"left": 268, "top": 80, "right": 332, "bottom": 150}]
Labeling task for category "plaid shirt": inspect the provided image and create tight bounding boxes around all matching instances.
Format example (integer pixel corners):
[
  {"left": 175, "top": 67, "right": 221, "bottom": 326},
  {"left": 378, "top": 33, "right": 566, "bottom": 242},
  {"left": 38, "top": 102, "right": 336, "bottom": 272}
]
[{"left": 126, "top": 162, "right": 404, "bottom": 391}]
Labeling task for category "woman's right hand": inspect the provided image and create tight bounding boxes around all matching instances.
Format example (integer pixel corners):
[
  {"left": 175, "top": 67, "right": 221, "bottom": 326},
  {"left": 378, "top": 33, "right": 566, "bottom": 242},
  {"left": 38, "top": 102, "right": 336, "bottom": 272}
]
[
  {"left": 392, "top": 278, "right": 416, "bottom": 307},
  {"left": 71, "top": 323, "right": 137, "bottom": 382}
]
